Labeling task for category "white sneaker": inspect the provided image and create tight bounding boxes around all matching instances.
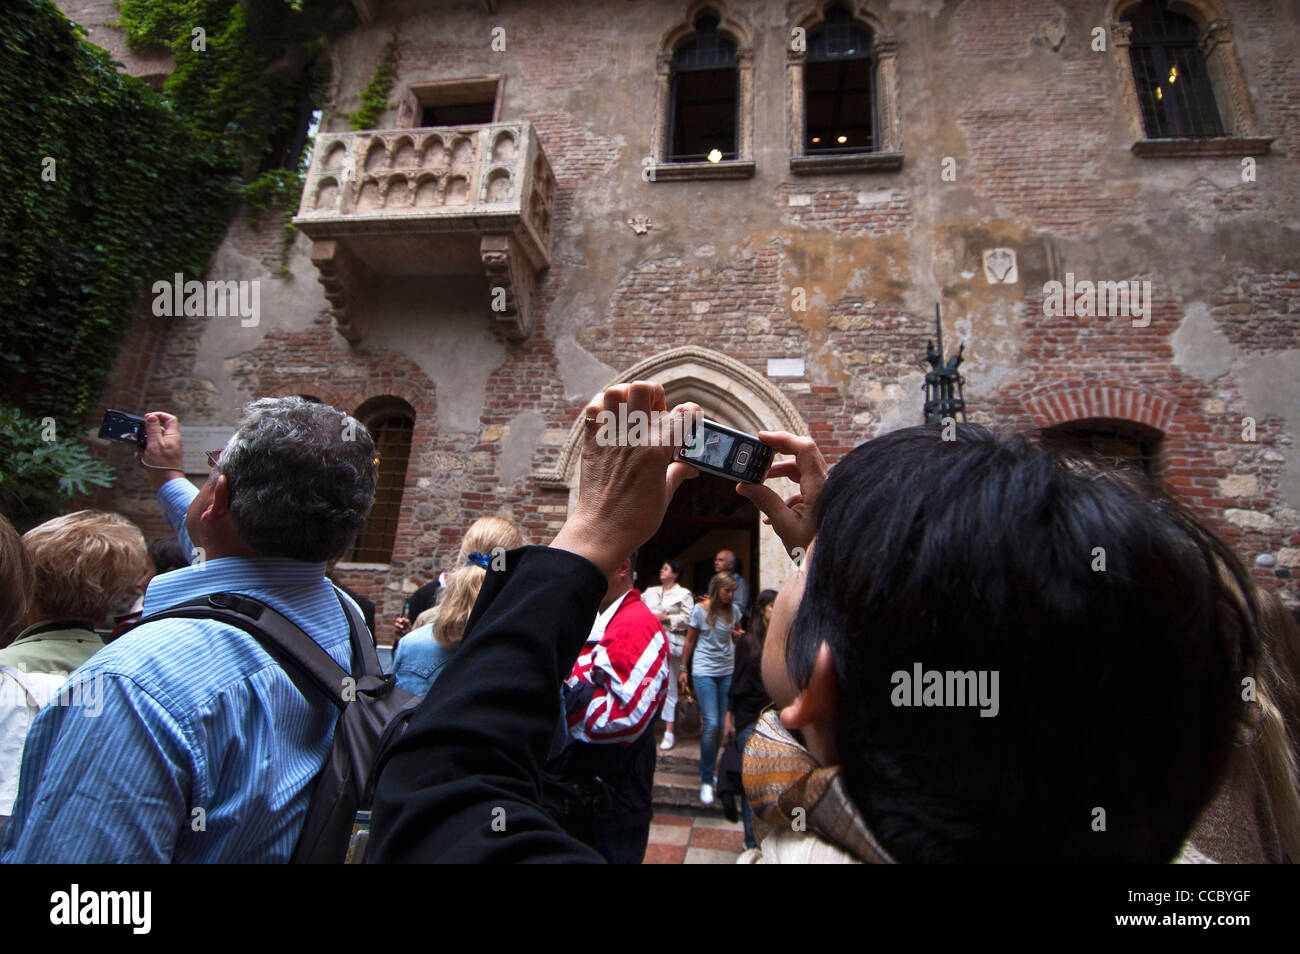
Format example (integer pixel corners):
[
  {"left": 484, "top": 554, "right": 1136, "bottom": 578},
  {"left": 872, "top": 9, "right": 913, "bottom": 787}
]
[
  {"left": 700, "top": 783, "right": 714, "bottom": 805},
  {"left": 659, "top": 732, "right": 675, "bottom": 751}
]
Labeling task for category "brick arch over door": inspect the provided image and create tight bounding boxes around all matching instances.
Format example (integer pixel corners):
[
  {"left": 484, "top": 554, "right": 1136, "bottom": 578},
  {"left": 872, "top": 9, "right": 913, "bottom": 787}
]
[
  {"left": 1022, "top": 385, "right": 1178, "bottom": 433},
  {"left": 538, "top": 345, "right": 810, "bottom": 590}
]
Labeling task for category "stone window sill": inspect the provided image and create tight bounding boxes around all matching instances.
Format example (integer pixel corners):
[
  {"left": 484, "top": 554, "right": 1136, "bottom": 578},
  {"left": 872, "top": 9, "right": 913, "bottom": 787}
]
[
  {"left": 1131, "top": 137, "right": 1274, "bottom": 158},
  {"left": 649, "top": 159, "right": 756, "bottom": 181},
  {"left": 334, "top": 561, "right": 391, "bottom": 571},
  {"left": 790, "top": 152, "right": 904, "bottom": 174}
]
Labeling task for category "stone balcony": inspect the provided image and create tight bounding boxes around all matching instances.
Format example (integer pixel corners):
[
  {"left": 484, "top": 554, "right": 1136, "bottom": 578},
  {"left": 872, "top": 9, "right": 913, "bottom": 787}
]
[{"left": 293, "top": 121, "right": 556, "bottom": 342}]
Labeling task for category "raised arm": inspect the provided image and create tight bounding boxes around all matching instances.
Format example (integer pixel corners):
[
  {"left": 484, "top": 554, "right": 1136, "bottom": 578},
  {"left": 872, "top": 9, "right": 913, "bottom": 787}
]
[
  {"left": 368, "top": 383, "right": 700, "bottom": 862},
  {"left": 139, "top": 412, "right": 198, "bottom": 559}
]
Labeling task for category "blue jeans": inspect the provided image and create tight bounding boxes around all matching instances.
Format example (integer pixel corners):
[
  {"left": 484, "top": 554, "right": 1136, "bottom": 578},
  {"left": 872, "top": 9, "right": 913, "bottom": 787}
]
[
  {"left": 694, "top": 672, "right": 732, "bottom": 785},
  {"left": 736, "top": 721, "right": 757, "bottom": 849}
]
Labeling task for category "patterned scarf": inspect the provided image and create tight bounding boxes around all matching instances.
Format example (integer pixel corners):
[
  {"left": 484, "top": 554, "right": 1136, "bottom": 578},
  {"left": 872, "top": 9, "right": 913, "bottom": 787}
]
[
  {"left": 743, "top": 709, "right": 896, "bottom": 864},
  {"left": 744, "top": 709, "right": 1215, "bottom": 864}
]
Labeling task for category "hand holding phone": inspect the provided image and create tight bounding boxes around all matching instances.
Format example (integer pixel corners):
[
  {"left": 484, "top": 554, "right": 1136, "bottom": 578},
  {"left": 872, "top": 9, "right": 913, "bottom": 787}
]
[
  {"left": 675, "top": 418, "right": 773, "bottom": 484},
  {"left": 99, "top": 409, "right": 147, "bottom": 446},
  {"left": 735, "top": 431, "right": 829, "bottom": 559}
]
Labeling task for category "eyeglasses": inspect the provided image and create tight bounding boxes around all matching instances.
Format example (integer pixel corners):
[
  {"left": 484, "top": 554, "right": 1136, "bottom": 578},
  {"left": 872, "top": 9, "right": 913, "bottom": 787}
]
[{"left": 205, "top": 449, "right": 222, "bottom": 469}]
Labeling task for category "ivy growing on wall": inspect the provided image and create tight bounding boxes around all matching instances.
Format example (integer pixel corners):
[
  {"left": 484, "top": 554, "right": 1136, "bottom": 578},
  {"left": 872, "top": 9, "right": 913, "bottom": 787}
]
[
  {"left": 350, "top": 41, "right": 398, "bottom": 131},
  {"left": 0, "top": 0, "right": 233, "bottom": 433},
  {"left": 117, "top": 0, "right": 354, "bottom": 267},
  {"left": 0, "top": 0, "right": 353, "bottom": 519}
]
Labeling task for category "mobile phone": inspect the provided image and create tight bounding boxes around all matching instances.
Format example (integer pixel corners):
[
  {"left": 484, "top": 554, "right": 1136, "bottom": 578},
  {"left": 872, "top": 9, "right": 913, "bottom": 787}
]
[
  {"left": 99, "top": 409, "right": 147, "bottom": 446},
  {"left": 676, "top": 418, "right": 773, "bottom": 484}
]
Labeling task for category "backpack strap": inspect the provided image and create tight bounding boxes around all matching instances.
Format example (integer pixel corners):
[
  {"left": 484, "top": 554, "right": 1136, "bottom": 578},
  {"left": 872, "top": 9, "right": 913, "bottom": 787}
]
[
  {"left": 332, "top": 586, "right": 382, "bottom": 681},
  {"left": 140, "top": 592, "right": 361, "bottom": 710}
]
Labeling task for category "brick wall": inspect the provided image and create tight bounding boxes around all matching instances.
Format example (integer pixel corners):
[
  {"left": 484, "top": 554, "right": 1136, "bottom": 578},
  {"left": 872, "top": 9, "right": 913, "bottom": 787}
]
[{"left": 73, "top": 0, "right": 1300, "bottom": 609}]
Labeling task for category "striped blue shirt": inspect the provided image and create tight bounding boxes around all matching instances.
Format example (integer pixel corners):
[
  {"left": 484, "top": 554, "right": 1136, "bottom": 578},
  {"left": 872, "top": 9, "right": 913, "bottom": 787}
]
[{"left": 0, "top": 478, "right": 355, "bottom": 863}]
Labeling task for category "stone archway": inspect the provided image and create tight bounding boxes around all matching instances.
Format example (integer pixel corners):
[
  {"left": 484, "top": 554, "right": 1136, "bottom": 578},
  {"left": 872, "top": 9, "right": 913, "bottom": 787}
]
[{"left": 536, "top": 346, "right": 810, "bottom": 592}]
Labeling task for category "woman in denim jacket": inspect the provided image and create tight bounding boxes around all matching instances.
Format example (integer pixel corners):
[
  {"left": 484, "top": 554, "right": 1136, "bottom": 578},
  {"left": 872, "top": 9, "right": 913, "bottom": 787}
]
[{"left": 393, "top": 517, "right": 523, "bottom": 696}]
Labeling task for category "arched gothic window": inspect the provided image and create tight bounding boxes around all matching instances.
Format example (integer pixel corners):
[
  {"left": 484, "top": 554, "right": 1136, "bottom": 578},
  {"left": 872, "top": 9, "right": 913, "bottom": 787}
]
[
  {"left": 1123, "top": 0, "right": 1222, "bottom": 139},
  {"left": 804, "top": 4, "right": 874, "bottom": 155},
  {"left": 669, "top": 12, "right": 739, "bottom": 163},
  {"left": 349, "top": 399, "right": 415, "bottom": 564}
]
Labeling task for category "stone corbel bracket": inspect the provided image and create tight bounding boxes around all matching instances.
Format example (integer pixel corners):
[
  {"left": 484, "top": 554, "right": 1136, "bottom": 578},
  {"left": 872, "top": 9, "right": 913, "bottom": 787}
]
[
  {"left": 312, "top": 239, "right": 373, "bottom": 343},
  {"left": 481, "top": 234, "right": 534, "bottom": 341}
]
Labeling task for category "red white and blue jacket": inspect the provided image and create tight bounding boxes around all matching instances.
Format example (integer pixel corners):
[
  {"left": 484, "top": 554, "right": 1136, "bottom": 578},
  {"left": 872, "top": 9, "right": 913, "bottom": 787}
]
[{"left": 564, "top": 588, "right": 668, "bottom": 745}]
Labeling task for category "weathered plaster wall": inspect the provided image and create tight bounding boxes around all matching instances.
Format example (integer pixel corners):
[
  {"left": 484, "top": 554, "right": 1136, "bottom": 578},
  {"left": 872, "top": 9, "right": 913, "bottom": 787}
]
[{"left": 71, "top": 0, "right": 1300, "bottom": 615}]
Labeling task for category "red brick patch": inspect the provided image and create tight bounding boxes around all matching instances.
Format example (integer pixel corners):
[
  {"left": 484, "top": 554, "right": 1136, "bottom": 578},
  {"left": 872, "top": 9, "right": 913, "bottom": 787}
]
[
  {"left": 689, "top": 827, "right": 745, "bottom": 852},
  {"left": 642, "top": 843, "right": 687, "bottom": 865},
  {"left": 650, "top": 813, "right": 693, "bottom": 827}
]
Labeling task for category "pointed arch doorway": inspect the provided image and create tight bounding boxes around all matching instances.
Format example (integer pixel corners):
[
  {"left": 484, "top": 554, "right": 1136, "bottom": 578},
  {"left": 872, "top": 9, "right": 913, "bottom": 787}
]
[{"left": 537, "top": 347, "right": 810, "bottom": 599}]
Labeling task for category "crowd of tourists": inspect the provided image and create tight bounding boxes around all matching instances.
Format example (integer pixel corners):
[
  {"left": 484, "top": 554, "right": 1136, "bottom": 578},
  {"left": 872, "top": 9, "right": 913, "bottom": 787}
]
[{"left": 2, "top": 384, "right": 1299, "bottom": 864}]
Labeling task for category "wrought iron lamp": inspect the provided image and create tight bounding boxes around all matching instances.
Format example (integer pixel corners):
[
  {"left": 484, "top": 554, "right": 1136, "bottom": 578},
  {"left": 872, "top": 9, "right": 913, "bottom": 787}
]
[{"left": 922, "top": 303, "right": 966, "bottom": 424}]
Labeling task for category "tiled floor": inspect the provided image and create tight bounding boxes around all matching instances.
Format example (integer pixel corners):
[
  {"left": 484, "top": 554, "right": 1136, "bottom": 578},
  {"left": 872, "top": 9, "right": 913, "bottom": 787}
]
[{"left": 642, "top": 811, "right": 747, "bottom": 864}]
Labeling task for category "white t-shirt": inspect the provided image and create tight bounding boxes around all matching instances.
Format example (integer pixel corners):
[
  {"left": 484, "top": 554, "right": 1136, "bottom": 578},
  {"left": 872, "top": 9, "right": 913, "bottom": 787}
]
[
  {"left": 642, "top": 584, "right": 694, "bottom": 655},
  {"left": 1, "top": 666, "right": 66, "bottom": 816}
]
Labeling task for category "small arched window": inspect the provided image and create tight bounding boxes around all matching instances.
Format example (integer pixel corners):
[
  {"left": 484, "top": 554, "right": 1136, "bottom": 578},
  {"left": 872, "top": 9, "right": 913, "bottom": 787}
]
[
  {"left": 669, "top": 12, "right": 738, "bottom": 163},
  {"left": 805, "top": 4, "right": 874, "bottom": 155},
  {"left": 1042, "top": 418, "right": 1162, "bottom": 478},
  {"left": 349, "top": 399, "right": 415, "bottom": 564},
  {"left": 1123, "top": 0, "right": 1222, "bottom": 139}
]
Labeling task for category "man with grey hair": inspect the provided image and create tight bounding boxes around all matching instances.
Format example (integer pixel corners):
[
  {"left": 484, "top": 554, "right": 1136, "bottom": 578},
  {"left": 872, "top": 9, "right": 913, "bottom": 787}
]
[{"left": 1, "top": 398, "right": 377, "bottom": 862}]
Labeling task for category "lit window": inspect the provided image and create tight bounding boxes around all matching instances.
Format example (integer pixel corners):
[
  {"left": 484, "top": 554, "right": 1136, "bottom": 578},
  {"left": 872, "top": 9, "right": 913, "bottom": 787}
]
[
  {"left": 669, "top": 13, "right": 738, "bottom": 163},
  {"left": 804, "top": 4, "right": 875, "bottom": 155},
  {"left": 1123, "top": 0, "right": 1222, "bottom": 139}
]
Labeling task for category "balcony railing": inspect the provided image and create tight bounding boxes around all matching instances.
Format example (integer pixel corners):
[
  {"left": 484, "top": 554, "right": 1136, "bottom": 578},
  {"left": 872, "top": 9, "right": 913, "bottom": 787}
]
[{"left": 293, "top": 121, "right": 556, "bottom": 341}]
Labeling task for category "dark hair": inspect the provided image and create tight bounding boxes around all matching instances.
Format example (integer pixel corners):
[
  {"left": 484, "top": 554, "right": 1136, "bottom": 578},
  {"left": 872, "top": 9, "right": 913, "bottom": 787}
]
[
  {"left": 147, "top": 537, "right": 190, "bottom": 574},
  {"left": 739, "top": 588, "right": 778, "bottom": 666},
  {"left": 789, "top": 423, "right": 1257, "bottom": 863},
  {"left": 663, "top": 558, "right": 684, "bottom": 578},
  {"left": 406, "top": 580, "right": 442, "bottom": 620}
]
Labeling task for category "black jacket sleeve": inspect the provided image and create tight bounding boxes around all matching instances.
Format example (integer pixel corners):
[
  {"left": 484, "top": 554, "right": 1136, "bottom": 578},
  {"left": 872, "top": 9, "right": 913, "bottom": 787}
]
[{"left": 368, "top": 545, "right": 608, "bottom": 863}]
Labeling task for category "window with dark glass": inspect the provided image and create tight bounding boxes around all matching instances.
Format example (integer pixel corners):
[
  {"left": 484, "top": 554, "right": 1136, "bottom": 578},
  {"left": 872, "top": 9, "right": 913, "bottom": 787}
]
[
  {"left": 669, "top": 12, "right": 738, "bottom": 162},
  {"left": 350, "top": 411, "right": 414, "bottom": 563},
  {"left": 1124, "top": 0, "right": 1222, "bottom": 139},
  {"left": 1042, "top": 419, "right": 1161, "bottom": 478},
  {"left": 805, "top": 4, "right": 874, "bottom": 155},
  {"left": 420, "top": 99, "right": 495, "bottom": 127}
]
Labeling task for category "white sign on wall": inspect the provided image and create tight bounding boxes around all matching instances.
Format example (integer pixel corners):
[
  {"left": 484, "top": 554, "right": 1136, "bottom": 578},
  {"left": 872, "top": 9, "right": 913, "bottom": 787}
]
[
  {"left": 767, "top": 358, "right": 806, "bottom": 377},
  {"left": 181, "top": 426, "right": 237, "bottom": 475}
]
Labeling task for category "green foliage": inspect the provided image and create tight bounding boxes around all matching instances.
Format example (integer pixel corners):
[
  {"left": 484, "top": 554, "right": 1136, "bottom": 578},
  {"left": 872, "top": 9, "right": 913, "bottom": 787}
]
[
  {"left": 0, "top": 407, "right": 116, "bottom": 530},
  {"left": 0, "top": 0, "right": 355, "bottom": 465},
  {"left": 117, "top": 0, "right": 345, "bottom": 177},
  {"left": 0, "top": 0, "right": 234, "bottom": 433},
  {"left": 350, "top": 42, "right": 397, "bottom": 130}
]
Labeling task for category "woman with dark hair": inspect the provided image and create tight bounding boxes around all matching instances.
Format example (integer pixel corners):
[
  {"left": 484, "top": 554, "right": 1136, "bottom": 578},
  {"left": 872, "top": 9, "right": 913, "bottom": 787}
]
[
  {"left": 369, "top": 383, "right": 1259, "bottom": 865},
  {"left": 641, "top": 557, "right": 693, "bottom": 750},
  {"left": 681, "top": 571, "right": 742, "bottom": 805},
  {"left": 726, "top": 587, "right": 777, "bottom": 849}
]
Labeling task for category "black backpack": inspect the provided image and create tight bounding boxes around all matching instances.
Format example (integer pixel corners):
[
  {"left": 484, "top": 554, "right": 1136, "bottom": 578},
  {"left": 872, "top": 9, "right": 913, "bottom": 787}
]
[{"left": 140, "top": 589, "right": 422, "bottom": 863}]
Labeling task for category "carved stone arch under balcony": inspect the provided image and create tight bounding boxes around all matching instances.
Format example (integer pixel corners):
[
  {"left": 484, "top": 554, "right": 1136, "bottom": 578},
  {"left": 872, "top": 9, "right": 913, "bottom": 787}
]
[
  {"left": 536, "top": 346, "right": 809, "bottom": 591},
  {"left": 788, "top": 1, "right": 903, "bottom": 173},
  {"left": 1105, "top": 0, "right": 1273, "bottom": 157},
  {"left": 295, "top": 121, "right": 556, "bottom": 344}
]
